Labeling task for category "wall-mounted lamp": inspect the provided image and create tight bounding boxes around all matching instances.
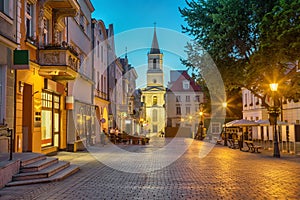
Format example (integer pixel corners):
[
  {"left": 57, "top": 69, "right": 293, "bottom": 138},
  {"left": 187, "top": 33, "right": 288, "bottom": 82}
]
[{"left": 19, "top": 81, "right": 24, "bottom": 94}]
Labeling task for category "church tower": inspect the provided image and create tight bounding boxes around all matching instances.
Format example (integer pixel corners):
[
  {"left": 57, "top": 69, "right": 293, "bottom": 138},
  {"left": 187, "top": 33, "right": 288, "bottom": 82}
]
[
  {"left": 147, "top": 26, "right": 164, "bottom": 86},
  {"left": 141, "top": 26, "right": 166, "bottom": 135}
]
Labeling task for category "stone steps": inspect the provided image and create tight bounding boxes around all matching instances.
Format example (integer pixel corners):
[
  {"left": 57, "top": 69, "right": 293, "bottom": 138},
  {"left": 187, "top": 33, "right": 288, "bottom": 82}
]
[{"left": 5, "top": 153, "right": 79, "bottom": 187}]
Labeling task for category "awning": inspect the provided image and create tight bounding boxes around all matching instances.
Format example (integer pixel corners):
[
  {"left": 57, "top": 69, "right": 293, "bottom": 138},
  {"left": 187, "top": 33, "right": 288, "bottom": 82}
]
[
  {"left": 226, "top": 119, "right": 259, "bottom": 127},
  {"left": 255, "top": 119, "right": 288, "bottom": 126}
]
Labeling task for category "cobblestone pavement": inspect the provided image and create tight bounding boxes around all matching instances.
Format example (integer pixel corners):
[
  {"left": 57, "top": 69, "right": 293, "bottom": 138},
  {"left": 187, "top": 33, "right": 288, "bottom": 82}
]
[{"left": 0, "top": 137, "right": 300, "bottom": 200}]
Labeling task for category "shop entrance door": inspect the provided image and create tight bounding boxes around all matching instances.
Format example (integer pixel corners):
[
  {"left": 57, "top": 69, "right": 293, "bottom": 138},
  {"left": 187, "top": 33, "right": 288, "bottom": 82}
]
[{"left": 22, "top": 84, "right": 32, "bottom": 152}]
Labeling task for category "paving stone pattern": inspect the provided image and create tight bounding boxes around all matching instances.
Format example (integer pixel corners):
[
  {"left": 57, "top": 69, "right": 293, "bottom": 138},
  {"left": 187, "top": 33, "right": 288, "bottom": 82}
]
[{"left": 0, "top": 137, "right": 300, "bottom": 200}]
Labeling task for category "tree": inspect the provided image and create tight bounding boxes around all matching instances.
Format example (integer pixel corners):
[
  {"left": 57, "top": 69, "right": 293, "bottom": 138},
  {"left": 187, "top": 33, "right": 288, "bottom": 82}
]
[{"left": 179, "top": 0, "right": 300, "bottom": 108}]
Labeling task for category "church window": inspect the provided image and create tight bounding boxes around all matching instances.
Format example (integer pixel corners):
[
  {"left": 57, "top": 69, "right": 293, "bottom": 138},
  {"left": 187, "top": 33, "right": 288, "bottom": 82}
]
[
  {"left": 153, "top": 59, "right": 157, "bottom": 69},
  {"left": 153, "top": 109, "right": 157, "bottom": 122},
  {"left": 153, "top": 96, "right": 157, "bottom": 105}
]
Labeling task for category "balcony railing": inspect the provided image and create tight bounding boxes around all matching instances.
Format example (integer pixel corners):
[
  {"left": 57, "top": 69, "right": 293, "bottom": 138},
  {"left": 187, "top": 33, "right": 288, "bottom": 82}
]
[
  {"left": 39, "top": 43, "right": 79, "bottom": 72},
  {"left": 95, "top": 90, "right": 108, "bottom": 100}
]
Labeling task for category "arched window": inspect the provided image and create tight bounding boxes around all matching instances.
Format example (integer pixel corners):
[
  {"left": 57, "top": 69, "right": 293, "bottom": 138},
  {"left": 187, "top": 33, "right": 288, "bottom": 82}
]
[
  {"left": 153, "top": 59, "right": 157, "bottom": 69},
  {"left": 153, "top": 96, "right": 157, "bottom": 105},
  {"left": 153, "top": 109, "right": 158, "bottom": 122},
  {"left": 153, "top": 79, "right": 157, "bottom": 84}
]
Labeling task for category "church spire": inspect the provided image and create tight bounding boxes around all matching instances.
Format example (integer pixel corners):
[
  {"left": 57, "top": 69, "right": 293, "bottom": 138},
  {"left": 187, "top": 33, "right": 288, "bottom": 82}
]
[{"left": 150, "top": 23, "right": 160, "bottom": 54}]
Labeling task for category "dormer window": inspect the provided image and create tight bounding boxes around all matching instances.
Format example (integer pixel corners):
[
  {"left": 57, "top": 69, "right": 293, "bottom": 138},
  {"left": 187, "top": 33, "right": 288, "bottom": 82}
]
[
  {"left": 183, "top": 80, "right": 189, "bottom": 90},
  {"left": 153, "top": 79, "right": 157, "bottom": 84}
]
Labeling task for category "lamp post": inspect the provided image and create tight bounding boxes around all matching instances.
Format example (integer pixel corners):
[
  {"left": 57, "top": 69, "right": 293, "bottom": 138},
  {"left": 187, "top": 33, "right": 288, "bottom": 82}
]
[
  {"left": 199, "top": 111, "right": 204, "bottom": 140},
  {"left": 269, "top": 83, "right": 280, "bottom": 158},
  {"left": 222, "top": 102, "right": 228, "bottom": 146}
]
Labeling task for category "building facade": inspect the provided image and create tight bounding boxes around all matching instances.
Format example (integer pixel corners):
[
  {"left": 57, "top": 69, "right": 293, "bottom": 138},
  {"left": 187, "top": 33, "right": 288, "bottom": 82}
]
[
  {"left": 120, "top": 55, "right": 138, "bottom": 134},
  {"left": 91, "top": 19, "right": 109, "bottom": 135},
  {"left": 166, "top": 70, "right": 204, "bottom": 137},
  {"left": 141, "top": 27, "right": 166, "bottom": 135},
  {"left": 15, "top": 0, "right": 80, "bottom": 154},
  {"left": 0, "top": 0, "right": 18, "bottom": 153},
  {"left": 66, "top": 0, "right": 96, "bottom": 150}
]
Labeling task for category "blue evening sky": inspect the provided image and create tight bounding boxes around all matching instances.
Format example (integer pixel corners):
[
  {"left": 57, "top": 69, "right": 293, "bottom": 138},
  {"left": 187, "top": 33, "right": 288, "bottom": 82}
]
[{"left": 90, "top": 0, "right": 191, "bottom": 88}]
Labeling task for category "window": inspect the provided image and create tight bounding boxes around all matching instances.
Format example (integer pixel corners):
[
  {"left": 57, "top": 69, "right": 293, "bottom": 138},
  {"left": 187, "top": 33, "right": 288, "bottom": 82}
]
[
  {"left": 152, "top": 109, "right": 157, "bottom": 122},
  {"left": 176, "top": 106, "right": 181, "bottom": 115},
  {"left": 153, "top": 96, "right": 157, "bottom": 105},
  {"left": 176, "top": 96, "right": 181, "bottom": 102},
  {"left": 195, "top": 95, "right": 200, "bottom": 102},
  {"left": 80, "top": 14, "right": 85, "bottom": 31},
  {"left": 101, "top": 46, "right": 103, "bottom": 62},
  {"left": 186, "top": 107, "right": 190, "bottom": 115},
  {"left": 186, "top": 95, "right": 190, "bottom": 102},
  {"left": 244, "top": 93, "right": 248, "bottom": 107},
  {"left": 97, "top": 41, "right": 99, "bottom": 58},
  {"left": 43, "top": 17, "right": 49, "bottom": 45},
  {"left": 183, "top": 80, "right": 189, "bottom": 90},
  {"left": 97, "top": 72, "right": 100, "bottom": 91},
  {"left": 0, "top": 0, "right": 13, "bottom": 18},
  {"left": 153, "top": 59, "right": 157, "bottom": 69},
  {"left": 25, "top": 2, "right": 34, "bottom": 38},
  {"left": 103, "top": 77, "right": 106, "bottom": 93},
  {"left": 211, "top": 122, "right": 220, "bottom": 134},
  {"left": 101, "top": 75, "right": 104, "bottom": 92},
  {"left": 153, "top": 79, "right": 157, "bottom": 84}
]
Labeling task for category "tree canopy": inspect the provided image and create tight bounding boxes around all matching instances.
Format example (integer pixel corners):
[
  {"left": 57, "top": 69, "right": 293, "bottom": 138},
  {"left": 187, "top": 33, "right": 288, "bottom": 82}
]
[{"left": 179, "top": 0, "right": 300, "bottom": 107}]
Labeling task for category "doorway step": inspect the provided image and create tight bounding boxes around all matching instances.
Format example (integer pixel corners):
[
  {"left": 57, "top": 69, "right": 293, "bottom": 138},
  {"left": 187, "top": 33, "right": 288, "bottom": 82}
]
[{"left": 5, "top": 153, "right": 79, "bottom": 187}]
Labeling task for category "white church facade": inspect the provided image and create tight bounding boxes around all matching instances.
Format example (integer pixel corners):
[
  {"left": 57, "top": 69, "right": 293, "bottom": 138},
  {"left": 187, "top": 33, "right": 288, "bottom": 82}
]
[{"left": 141, "top": 27, "right": 166, "bottom": 135}]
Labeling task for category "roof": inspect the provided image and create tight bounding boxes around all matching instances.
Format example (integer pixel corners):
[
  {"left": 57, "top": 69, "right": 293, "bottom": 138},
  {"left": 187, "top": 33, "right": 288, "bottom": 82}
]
[
  {"left": 168, "top": 70, "right": 202, "bottom": 92},
  {"left": 150, "top": 27, "right": 160, "bottom": 54}
]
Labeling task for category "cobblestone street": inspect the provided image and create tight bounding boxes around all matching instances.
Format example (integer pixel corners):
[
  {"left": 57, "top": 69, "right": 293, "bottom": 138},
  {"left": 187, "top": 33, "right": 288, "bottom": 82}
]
[{"left": 0, "top": 137, "right": 300, "bottom": 200}]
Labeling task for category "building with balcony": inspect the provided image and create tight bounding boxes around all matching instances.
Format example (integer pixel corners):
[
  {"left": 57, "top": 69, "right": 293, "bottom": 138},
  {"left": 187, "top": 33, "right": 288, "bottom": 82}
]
[{"left": 14, "top": 0, "right": 80, "bottom": 154}]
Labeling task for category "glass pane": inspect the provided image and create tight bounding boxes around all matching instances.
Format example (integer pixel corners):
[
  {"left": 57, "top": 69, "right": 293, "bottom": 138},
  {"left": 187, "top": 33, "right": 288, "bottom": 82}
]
[
  {"left": 54, "top": 113, "right": 59, "bottom": 132},
  {"left": 41, "top": 110, "right": 52, "bottom": 147}
]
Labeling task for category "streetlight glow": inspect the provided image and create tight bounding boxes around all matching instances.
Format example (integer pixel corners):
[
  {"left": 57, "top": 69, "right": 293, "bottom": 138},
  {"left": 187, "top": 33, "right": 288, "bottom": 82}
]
[
  {"left": 270, "top": 83, "right": 278, "bottom": 92},
  {"left": 222, "top": 102, "right": 227, "bottom": 108},
  {"left": 199, "top": 111, "right": 203, "bottom": 116},
  {"left": 269, "top": 82, "right": 280, "bottom": 158}
]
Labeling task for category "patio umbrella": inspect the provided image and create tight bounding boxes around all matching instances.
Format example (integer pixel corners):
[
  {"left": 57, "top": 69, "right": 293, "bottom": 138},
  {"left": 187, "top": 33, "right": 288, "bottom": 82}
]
[{"left": 226, "top": 119, "right": 259, "bottom": 127}]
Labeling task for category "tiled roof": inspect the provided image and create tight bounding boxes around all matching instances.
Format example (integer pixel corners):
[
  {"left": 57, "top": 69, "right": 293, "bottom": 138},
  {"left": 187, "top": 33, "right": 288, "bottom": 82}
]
[{"left": 168, "top": 71, "right": 202, "bottom": 92}]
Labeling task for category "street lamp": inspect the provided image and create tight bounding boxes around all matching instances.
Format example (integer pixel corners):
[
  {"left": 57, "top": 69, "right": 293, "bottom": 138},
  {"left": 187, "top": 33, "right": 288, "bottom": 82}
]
[
  {"left": 269, "top": 83, "right": 280, "bottom": 158},
  {"left": 199, "top": 111, "right": 204, "bottom": 140},
  {"left": 222, "top": 102, "right": 228, "bottom": 146}
]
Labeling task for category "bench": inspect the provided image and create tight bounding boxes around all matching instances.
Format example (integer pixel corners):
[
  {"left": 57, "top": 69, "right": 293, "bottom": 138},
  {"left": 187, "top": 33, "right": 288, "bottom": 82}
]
[{"left": 244, "top": 141, "right": 262, "bottom": 153}]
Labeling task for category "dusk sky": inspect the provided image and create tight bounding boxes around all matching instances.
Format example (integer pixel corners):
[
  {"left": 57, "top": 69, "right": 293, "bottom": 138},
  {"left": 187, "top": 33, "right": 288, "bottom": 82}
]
[{"left": 90, "top": 0, "right": 191, "bottom": 88}]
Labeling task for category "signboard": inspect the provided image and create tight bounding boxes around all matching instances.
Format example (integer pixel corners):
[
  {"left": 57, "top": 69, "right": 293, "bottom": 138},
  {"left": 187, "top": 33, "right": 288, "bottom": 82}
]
[
  {"left": 65, "top": 96, "right": 74, "bottom": 110},
  {"left": 13, "top": 50, "right": 29, "bottom": 69}
]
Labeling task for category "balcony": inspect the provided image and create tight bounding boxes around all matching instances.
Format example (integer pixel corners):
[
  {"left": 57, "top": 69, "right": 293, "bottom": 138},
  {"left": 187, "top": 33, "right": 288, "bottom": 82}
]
[
  {"left": 45, "top": 0, "right": 80, "bottom": 12},
  {"left": 39, "top": 43, "right": 79, "bottom": 80}
]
